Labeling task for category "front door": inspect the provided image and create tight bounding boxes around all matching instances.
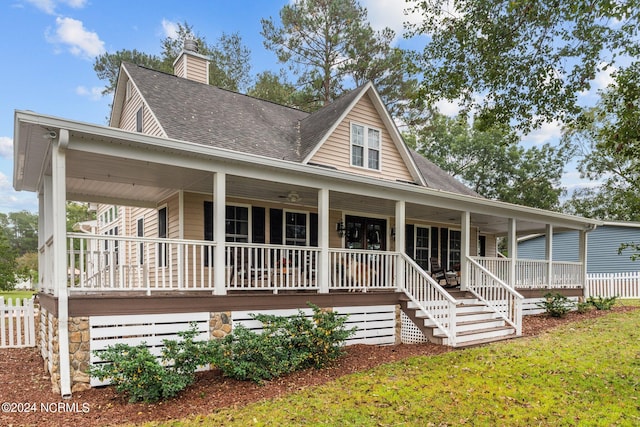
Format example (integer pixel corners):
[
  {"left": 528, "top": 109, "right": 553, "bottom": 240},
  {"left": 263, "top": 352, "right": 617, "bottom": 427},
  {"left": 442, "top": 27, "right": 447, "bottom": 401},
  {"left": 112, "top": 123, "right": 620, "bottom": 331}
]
[{"left": 345, "top": 216, "right": 386, "bottom": 251}]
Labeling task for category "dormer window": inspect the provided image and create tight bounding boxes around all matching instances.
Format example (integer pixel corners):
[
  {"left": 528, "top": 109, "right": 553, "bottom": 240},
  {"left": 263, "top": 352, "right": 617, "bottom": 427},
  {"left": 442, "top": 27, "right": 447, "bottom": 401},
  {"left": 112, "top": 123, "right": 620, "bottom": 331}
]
[{"left": 351, "top": 123, "right": 380, "bottom": 170}]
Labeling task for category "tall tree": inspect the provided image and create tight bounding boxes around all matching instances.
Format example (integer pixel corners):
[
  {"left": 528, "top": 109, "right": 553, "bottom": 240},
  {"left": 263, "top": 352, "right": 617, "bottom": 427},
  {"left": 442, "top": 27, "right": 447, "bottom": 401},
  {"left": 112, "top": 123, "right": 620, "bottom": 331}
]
[
  {"left": 261, "top": 0, "right": 413, "bottom": 111},
  {"left": 408, "top": 113, "right": 574, "bottom": 210},
  {"left": 94, "top": 21, "right": 252, "bottom": 95},
  {"left": 563, "top": 63, "right": 640, "bottom": 221},
  {"left": 0, "top": 211, "right": 38, "bottom": 257},
  {"left": 407, "top": 0, "right": 640, "bottom": 132},
  {"left": 0, "top": 230, "right": 17, "bottom": 291},
  {"left": 94, "top": 49, "right": 165, "bottom": 95}
]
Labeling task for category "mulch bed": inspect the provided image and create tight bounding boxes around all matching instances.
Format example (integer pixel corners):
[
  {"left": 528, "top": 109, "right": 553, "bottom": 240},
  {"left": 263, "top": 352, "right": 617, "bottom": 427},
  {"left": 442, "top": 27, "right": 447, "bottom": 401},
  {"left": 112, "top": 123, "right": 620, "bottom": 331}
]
[{"left": 1, "top": 305, "right": 638, "bottom": 427}]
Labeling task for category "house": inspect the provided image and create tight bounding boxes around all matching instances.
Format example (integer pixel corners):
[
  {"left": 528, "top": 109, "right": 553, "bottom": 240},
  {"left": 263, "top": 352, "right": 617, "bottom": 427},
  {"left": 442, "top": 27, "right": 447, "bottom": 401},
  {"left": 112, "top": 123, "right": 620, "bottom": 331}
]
[
  {"left": 518, "top": 222, "right": 640, "bottom": 274},
  {"left": 13, "top": 45, "right": 601, "bottom": 396}
]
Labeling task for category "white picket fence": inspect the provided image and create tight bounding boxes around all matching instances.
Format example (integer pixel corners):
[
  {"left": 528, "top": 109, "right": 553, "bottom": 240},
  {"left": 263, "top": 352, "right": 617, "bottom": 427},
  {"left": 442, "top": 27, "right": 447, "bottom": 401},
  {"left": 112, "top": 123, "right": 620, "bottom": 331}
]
[
  {"left": 1, "top": 297, "right": 36, "bottom": 348},
  {"left": 586, "top": 272, "right": 640, "bottom": 299}
]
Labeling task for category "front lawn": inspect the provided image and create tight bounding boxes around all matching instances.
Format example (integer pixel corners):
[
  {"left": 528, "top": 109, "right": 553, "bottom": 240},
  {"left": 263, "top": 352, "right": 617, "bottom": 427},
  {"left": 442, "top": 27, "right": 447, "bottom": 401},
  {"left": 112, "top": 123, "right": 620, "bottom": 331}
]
[
  {"left": 144, "top": 302, "right": 640, "bottom": 426},
  {"left": 0, "top": 290, "right": 35, "bottom": 303}
]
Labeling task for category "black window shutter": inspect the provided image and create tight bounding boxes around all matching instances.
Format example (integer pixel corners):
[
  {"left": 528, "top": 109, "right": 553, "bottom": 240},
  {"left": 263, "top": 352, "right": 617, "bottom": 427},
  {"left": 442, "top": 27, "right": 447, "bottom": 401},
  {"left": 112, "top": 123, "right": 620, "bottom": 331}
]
[
  {"left": 204, "top": 201, "right": 213, "bottom": 241},
  {"left": 405, "top": 224, "right": 414, "bottom": 258},
  {"left": 431, "top": 226, "right": 439, "bottom": 259},
  {"left": 252, "top": 206, "right": 265, "bottom": 243},
  {"left": 270, "top": 208, "right": 283, "bottom": 245},
  {"left": 440, "top": 228, "right": 449, "bottom": 268},
  {"left": 310, "top": 213, "right": 318, "bottom": 247}
]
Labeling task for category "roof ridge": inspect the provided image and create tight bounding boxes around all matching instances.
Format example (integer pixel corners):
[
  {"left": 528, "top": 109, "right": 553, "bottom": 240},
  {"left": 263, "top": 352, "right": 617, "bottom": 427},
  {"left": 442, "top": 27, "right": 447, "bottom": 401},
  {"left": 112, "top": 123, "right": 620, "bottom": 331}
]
[{"left": 123, "top": 61, "right": 309, "bottom": 115}]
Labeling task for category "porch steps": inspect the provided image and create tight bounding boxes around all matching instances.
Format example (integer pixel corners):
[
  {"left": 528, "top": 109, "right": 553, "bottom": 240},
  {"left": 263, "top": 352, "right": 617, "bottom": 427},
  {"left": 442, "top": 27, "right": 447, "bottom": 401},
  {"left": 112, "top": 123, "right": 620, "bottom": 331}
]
[{"left": 400, "top": 291, "right": 518, "bottom": 348}]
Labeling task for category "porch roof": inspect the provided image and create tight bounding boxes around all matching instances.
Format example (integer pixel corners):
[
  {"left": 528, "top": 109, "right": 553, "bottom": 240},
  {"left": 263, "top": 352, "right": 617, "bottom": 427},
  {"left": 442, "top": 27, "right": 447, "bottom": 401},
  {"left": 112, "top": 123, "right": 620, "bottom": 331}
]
[{"left": 13, "top": 110, "right": 601, "bottom": 236}]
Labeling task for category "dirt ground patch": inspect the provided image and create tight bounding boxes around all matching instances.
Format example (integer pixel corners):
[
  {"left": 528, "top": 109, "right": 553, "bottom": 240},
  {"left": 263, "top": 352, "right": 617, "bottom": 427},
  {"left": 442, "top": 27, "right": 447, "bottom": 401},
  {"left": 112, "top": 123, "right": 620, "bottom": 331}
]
[{"left": 1, "top": 305, "right": 638, "bottom": 427}]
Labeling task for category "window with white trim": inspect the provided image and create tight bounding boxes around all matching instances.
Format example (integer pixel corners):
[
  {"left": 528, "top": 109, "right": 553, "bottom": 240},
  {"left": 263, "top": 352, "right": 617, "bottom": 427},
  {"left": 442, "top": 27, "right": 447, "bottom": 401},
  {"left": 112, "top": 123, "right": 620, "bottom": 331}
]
[
  {"left": 285, "top": 211, "right": 307, "bottom": 246},
  {"left": 415, "top": 226, "right": 430, "bottom": 270},
  {"left": 351, "top": 123, "right": 380, "bottom": 170}
]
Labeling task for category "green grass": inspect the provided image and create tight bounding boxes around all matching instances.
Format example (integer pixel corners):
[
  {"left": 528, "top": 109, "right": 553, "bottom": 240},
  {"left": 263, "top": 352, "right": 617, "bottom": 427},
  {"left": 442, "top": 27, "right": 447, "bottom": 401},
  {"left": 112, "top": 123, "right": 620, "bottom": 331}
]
[
  {"left": 141, "top": 302, "right": 640, "bottom": 426},
  {"left": 0, "top": 290, "right": 36, "bottom": 303}
]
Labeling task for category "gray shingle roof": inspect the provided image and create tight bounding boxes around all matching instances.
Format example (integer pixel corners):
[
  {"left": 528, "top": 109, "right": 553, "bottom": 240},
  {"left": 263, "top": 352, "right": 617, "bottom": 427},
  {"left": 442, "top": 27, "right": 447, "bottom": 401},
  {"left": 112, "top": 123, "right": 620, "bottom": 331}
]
[
  {"left": 123, "top": 62, "right": 479, "bottom": 197},
  {"left": 124, "top": 63, "right": 308, "bottom": 161},
  {"left": 409, "top": 149, "right": 481, "bottom": 197}
]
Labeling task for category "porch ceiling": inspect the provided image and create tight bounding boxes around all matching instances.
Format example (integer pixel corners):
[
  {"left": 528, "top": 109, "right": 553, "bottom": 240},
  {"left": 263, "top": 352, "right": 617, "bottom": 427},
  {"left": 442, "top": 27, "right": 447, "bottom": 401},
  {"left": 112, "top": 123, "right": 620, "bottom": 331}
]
[{"left": 65, "top": 152, "right": 579, "bottom": 235}]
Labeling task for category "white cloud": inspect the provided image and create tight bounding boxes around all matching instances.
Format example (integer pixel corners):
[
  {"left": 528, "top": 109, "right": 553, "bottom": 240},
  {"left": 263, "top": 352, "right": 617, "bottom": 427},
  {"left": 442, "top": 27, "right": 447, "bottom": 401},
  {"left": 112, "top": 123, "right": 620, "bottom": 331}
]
[
  {"left": 47, "top": 16, "right": 105, "bottom": 58},
  {"left": 0, "top": 137, "right": 12, "bottom": 159},
  {"left": 161, "top": 19, "right": 179, "bottom": 39},
  {"left": 0, "top": 172, "right": 39, "bottom": 213},
  {"left": 521, "top": 120, "right": 563, "bottom": 146},
  {"left": 361, "top": 0, "right": 421, "bottom": 40},
  {"left": 25, "top": 0, "right": 87, "bottom": 15},
  {"left": 434, "top": 98, "right": 462, "bottom": 117},
  {"left": 76, "top": 85, "right": 103, "bottom": 101}
]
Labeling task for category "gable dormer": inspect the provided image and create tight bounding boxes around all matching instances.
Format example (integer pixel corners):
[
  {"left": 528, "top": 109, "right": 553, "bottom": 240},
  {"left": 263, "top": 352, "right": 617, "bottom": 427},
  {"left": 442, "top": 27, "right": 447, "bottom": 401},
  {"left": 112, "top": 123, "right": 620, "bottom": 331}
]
[{"left": 303, "top": 84, "right": 423, "bottom": 185}]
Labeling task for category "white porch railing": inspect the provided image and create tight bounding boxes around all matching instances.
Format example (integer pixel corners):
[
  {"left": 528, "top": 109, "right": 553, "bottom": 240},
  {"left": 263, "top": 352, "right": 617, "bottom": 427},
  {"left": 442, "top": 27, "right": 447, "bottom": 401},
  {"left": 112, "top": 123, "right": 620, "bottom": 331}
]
[
  {"left": 64, "top": 234, "right": 399, "bottom": 294},
  {"left": 468, "top": 258, "right": 523, "bottom": 335},
  {"left": 67, "top": 233, "right": 216, "bottom": 293},
  {"left": 587, "top": 271, "right": 640, "bottom": 299},
  {"left": 328, "top": 249, "right": 396, "bottom": 291},
  {"left": 401, "top": 254, "right": 457, "bottom": 345},
  {"left": 470, "top": 257, "right": 584, "bottom": 289},
  {"left": 225, "top": 243, "right": 320, "bottom": 292}
]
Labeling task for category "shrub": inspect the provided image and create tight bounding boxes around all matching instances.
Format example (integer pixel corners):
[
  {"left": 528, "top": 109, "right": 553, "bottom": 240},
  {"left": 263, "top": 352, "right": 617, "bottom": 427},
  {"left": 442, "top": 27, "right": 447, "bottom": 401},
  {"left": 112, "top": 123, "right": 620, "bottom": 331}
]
[
  {"left": 537, "top": 293, "right": 574, "bottom": 318},
  {"left": 209, "top": 324, "right": 299, "bottom": 383},
  {"left": 576, "top": 300, "right": 592, "bottom": 314},
  {"left": 211, "top": 304, "right": 356, "bottom": 383},
  {"left": 587, "top": 296, "right": 617, "bottom": 311},
  {"left": 90, "top": 323, "right": 212, "bottom": 402}
]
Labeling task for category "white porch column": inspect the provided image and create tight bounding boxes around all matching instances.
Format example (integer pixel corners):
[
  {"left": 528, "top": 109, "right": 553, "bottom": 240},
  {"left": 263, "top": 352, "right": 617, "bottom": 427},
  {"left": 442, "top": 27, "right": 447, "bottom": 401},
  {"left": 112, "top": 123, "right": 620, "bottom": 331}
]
[
  {"left": 460, "top": 211, "right": 471, "bottom": 291},
  {"left": 53, "top": 129, "right": 72, "bottom": 398},
  {"left": 37, "top": 191, "right": 44, "bottom": 292},
  {"left": 545, "top": 224, "right": 553, "bottom": 288},
  {"left": 579, "top": 229, "right": 589, "bottom": 298},
  {"left": 318, "top": 188, "right": 330, "bottom": 293},
  {"left": 178, "top": 191, "right": 184, "bottom": 288},
  {"left": 395, "top": 201, "right": 406, "bottom": 290},
  {"left": 42, "top": 176, "right": 53, "bottom": 293},
  {"left": 507, "top": 218, "right": 517, "bottom": 287},
  {"left": 213, "top": 172, "right": 226, "bottom": 295}
]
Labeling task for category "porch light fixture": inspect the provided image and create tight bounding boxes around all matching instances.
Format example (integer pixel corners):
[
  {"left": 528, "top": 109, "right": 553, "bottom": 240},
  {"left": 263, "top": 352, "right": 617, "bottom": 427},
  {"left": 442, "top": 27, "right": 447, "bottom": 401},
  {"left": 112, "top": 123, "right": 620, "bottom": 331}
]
[
  {"left": 391, "top": 227, "right": 395, "bottom": 240},
  {"left": 336, "top": 221, "right": 346, "bottom": 238}
]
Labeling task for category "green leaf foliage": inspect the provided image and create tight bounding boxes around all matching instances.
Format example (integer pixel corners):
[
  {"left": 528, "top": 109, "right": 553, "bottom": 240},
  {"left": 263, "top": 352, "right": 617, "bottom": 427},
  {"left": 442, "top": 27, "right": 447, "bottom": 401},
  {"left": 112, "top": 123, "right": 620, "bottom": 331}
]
[
  {"left": 408, "top": 113, "right": 574, "bottom": 209},
  {"left": 563, "top": 63, "right": 640, "bottom": 221},
  {"left": 211, "top": 304, "right": 356, "bottom": 383},
  {"left": 537, "top": 292, "right": 575, "bottom": 317},
  {"left": 90, "top": 323, "right": 212, "bottom": 402},
  {"left": 407, "top": 0, "right": 640, "bottom": 132}
]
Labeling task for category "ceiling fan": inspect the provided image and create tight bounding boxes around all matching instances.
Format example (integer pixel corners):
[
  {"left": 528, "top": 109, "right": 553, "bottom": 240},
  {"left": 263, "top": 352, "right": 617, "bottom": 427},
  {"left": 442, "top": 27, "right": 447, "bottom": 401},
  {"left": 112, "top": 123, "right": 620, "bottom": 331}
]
[{"left": 279, "top": 191, "right": 302, "bottom": 203}]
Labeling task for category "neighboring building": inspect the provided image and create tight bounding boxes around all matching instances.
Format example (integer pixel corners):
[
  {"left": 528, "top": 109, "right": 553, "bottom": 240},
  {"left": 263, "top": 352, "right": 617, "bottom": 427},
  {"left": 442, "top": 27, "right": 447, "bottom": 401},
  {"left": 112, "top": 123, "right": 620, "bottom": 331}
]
[
  {"left": 13, "top": 44, "right": 601, "bottom": 397},
  {"left": 518, "top": 222, "right": 640, "bottom": 274}
]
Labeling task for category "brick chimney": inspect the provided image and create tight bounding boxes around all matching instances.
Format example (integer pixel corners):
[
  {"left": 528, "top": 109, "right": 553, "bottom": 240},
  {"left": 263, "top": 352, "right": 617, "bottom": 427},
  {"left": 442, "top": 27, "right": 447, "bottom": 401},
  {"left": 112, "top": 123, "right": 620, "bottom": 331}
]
[{"left": 173, "top": 39, "right": 210, "bottom": 85}]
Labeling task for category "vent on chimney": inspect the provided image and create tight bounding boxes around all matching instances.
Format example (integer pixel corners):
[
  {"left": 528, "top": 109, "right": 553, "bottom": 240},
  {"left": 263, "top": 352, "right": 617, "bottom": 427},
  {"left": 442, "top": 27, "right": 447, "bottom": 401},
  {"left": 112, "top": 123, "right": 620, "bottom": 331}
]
[{"left": 183, "top": 38, "right": 198, "bottom": 53}]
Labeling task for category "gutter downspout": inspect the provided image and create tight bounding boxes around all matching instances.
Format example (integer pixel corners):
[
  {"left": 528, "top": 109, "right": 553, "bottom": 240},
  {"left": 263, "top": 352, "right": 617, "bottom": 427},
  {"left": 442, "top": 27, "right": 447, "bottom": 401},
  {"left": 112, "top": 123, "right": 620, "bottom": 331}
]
[{"left": 54, "top": 129, "right": 72, "bottom": 398}]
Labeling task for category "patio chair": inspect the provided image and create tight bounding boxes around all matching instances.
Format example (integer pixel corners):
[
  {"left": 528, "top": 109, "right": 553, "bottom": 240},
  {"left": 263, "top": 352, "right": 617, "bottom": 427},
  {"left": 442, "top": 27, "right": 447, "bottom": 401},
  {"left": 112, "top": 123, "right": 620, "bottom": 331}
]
[{"left": 430, "top": 257, "right": 457, "bottom": 287}]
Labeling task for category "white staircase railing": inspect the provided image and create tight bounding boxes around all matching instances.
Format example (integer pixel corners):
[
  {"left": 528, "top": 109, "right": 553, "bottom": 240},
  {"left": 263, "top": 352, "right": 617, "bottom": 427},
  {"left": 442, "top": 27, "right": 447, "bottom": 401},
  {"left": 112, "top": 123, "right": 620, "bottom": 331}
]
[
  {"left": 401, "top": 254, "right": 458, "bottom": 345},
  {"left": 467, "top": 257, "right": 523, "bottom": 335}
]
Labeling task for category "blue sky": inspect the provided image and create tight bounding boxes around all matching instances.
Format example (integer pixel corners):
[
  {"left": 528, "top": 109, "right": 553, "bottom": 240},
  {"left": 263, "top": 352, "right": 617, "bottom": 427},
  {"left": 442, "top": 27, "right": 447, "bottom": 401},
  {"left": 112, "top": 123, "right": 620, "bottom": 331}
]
[{"left": 0, "top": 0, "right": 611, "bottom": 214}]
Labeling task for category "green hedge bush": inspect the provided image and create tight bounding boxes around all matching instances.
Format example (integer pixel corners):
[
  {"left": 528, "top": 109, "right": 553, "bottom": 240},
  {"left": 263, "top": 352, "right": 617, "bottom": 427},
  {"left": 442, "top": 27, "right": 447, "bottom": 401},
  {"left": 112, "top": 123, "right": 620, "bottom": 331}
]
[{"left": 91, "top": 304, "right": 356, "bottom": 400}]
